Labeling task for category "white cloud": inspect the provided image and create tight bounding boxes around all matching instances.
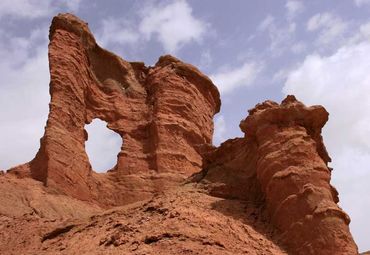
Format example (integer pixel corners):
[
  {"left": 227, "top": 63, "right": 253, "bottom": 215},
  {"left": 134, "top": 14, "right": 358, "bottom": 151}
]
[
  {"left": 306, "top": 12, "right": 348, "bottom": 45},
  {"left": 139, "top": 0, "right": 207, "bottom": 53},
  {"left": 0, "top": 28, "right": 50, "bottom": 170},
  {"left": 272, "top": 68, "right": 290, "bottom": 83},
  {"left": 331, "top": 147, "right": 370, "bottom": 252},
  {"left": 258, "top": 15, "right": 275, "bottom": 31},
  {"left": 210, "top": 62, "right": 262, "bottom": 95},
  {"left": 283, "top": 41, "right": 370, "bottom": 251},
  {"left": 258, "top": 15, "right": 297, "bottom": 56},
  {"left": 0, "top": 0, "right": 82, "bottom": 19},
  {"left": 257, "top": 5, "right": 303, "bottom": 56},
  {"left": 284, "top": 43, "right": 370, "bottom": 152},
  {"left": 347, "top": 21, "right": 370, "bottom": 45},
  {"left": 85, "top": 119, "right": 122, "bottom": 172},
  {"left": 285, "top": 0, "right": 304, "bottom": 19},
  {"left": 307, "top": 13, "right": 332, "bottom": 31},
  {"left": 0, "top": 0, "right": 51, "bottom": 19},
  {"left": 291, "top": 41, "right": 306, "bottom": 54},
  {"left": 198, "top": 50, "right": 213, "bottom": 70},
  {"left": 96, "top": 0, "right": 208, "bottom": 54},
  {"left": 354, "top": 0, "right": 370, "bottom": 6},
  {"left": 62, "top": 0, "right": 82, "bottom": 12},
  {"left": 358, "top": 21, "right": 370, "bottom": 38},
  {"left": 213, "top": 115, "right": 227, "bottom": 146},
  {"left": 97, "top": 18, "right": 139, "bottom": 47}
]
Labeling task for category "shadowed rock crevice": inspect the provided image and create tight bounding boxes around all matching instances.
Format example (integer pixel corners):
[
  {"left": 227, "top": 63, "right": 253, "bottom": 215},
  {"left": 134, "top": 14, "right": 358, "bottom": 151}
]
[{"left": 41, "top": 224, "right": 77, "bottom": 242}]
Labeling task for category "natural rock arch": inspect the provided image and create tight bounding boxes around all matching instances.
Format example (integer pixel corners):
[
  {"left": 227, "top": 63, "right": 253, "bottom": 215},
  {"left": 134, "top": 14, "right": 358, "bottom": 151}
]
[
  {"left": 9, "top": 13, "right": 220, "bottom": 206},
  {"left": 5, "top": 13, "right": 358, "bottom": 255},
  {"left": 85, "top": 118, "right": 122, "bottom": 173}
]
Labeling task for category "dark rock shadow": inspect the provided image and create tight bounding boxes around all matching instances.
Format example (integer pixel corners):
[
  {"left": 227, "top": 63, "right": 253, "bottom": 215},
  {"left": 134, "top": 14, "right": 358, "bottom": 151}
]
[{"left": 210, "top": 197, "right": 286, "bottom": 252}]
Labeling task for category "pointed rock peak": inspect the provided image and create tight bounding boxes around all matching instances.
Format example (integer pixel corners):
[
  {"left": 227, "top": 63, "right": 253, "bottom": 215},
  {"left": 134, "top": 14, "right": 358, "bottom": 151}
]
[
  {"left": 50, "top": 13, "right": 96, "bottom": 48},
  {"left": 155, "top": 54, "right": 182, "bottom": 67},
  {"left": 281, "top": 94, "right": 298, "bottom": 104}
]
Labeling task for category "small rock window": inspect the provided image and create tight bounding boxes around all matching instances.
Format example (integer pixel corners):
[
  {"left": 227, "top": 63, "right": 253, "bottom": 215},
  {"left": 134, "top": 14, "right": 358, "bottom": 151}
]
[{"left": 85, "top": 119, "right": 121, "bottom": 172}]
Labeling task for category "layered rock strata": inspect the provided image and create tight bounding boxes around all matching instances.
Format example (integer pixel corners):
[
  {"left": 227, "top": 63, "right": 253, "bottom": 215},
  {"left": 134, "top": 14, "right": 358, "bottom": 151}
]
[
  {"left": 242, "top": 96, "right": 357, "bottom": 254},
  {"left": 4, "top": 13, "right": 360, "bottom": 255},
  {"left": 9, "top": 14, "right": 220, "bottom": 207},
  {"left": 199, "top": 96, "right": 358, "bottom": 254}
]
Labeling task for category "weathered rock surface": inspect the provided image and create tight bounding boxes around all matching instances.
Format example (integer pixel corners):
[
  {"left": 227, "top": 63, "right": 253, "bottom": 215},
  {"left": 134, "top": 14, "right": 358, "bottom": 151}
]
[
  {"left": 198, "top": 96, "right": 358, "bottom": 254},
  {"left": 1, "top": 13, "right": 360, "bottom": 255},
  {"left": 240, "top": 96, "right": 356, "bottom": 254},
  {"left": 0, "top": 175, "right": 102, "bottom": 254},
  {"left": 8, "top": 13, "right": 220, "bottom": 207},
  {"left": 0, "top": 185, "right": 287, "bottom": 255}
]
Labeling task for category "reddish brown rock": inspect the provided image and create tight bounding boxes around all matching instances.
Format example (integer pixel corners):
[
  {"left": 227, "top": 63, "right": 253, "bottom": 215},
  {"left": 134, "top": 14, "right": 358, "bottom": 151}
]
[
  {"left": 2, "top": 13, "right": 360, "bottom": 255},
  {"left": 8, "top": 14, "right": 220, "bottom": 207},
  {"left": 0, "top": 185, "right": 287, "bottom": 255},
  {"left": 240, "top": 96, "right": 357, "bottom": 254},
  {"left": 199, "top": 95, "right": 358, "bottom": 254}
]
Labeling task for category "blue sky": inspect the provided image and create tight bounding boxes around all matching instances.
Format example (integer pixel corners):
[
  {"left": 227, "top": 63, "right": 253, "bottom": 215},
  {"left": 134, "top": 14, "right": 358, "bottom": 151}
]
[{"left": 0, "top": 0, "right": 369, "bottom": 251}]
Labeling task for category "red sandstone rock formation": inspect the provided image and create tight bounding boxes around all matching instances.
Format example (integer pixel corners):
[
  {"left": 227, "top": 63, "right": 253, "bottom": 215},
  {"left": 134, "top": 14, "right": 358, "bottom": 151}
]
[
  {"left": 1, "top": 13, "right": 360, "bottom": 255},
  {"left": 198, "top": 96, "right": 358, "bottom": 254},
  {"left": 241, "top": 96, "right": 357, "bottom": 254},
  {"left": 9, "top": 14, "right": 220, "bottom": 207}
]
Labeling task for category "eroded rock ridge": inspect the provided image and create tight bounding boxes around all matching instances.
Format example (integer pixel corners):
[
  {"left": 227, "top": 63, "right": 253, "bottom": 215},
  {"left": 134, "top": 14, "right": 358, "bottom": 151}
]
[
  {"left": 9, "top": 13, "right": 220, "bottom": 207},
  {"left": 2, "top": 14, "right": 358, "bottom": 255}
]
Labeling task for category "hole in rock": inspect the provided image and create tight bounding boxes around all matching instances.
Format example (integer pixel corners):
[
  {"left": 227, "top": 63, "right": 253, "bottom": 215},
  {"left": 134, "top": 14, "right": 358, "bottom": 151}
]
[{"left": 85, "top": 119, "right": 122, "bottom": 173}]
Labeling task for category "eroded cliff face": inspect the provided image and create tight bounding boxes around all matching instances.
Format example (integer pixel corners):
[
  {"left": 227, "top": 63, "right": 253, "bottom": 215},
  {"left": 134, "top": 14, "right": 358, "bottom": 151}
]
[
  {"left": 198, "top": 96, "right": 357, "bottom": 254},
  {"left": 8, "top": 14, "right": 220, "bottom": 207},
  {"left": 241, "top": 96, "right": 354, "bottom": 254},
  {"left": 2, "top": 13, "right": 359, "bottom": 255}
]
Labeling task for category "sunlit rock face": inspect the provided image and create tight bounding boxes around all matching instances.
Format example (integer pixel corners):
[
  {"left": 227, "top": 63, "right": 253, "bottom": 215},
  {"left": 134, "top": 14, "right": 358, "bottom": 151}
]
[
  {"left": 241, "top": 96, "right": 357, "bottom": 254},
  {"left": 199, "top": 95, "right": 358, "bottom": 254},
  {"left": 8, "top": 13, "right": 220, "bottom": 207},
  {"left": 3, "top": 13, "right": 359, "bottom": 255}
]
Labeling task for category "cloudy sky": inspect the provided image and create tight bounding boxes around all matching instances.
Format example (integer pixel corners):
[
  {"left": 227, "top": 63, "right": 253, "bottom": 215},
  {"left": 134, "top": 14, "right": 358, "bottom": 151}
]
[{"left": 0, "top": 0, "right": 369, "bottom": 251}]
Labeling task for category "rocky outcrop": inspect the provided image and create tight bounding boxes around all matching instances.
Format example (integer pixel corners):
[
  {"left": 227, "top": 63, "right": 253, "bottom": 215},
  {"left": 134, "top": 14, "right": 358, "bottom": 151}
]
[
  {"left": 0, "top": 185, "right": 287, "bottom": 255},
  {"left": 8, "top": 14, "right": 220, "bottom": 207},
  {"left": 242, "top": 96, "right": 357, "bottom": 254},
  {"left": 199, "top": 96, "right": 358, "bottom": 254},
  {"left": 3, "top": 13, "right": 360, "bottom": 255}
]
